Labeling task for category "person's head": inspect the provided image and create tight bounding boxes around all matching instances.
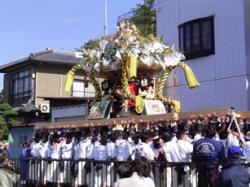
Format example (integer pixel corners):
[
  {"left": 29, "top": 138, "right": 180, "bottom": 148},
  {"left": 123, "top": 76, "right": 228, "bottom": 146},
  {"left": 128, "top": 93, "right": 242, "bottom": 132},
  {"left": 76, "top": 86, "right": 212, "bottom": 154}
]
[
  {"left": 227, "top": 146, "right": 244, "bottom": 160},
  {"left": 133, "top": 134, "right": 140, "bottom": 145},
  {"left": 23, "top": 142, "right": 29, "bottom": 149},
  {"left": 117, "top": 162, "right": 133, "bottom": 178},
  {"left": 0, "top": 149, "right": 7, "bottom": 164},
  {"left": 176, "top": 130, "right": 188, "bottom": 141},
  {"left": 161, "top": 132, "right": 171, "bottom": 143},
  {"left": 34, "top": 132, "right": 40, "bottom": 143},
  {"left": 205, "top": 127, "right": 216, "bottom": 139},
  {"left": 132, "top": 157, "right": 151, "bottom": 178},
  {"left": 66, "top": 133, "right": 72, "bottom": 144},
  {"left": 152, "top": 137, "right": 161, "bottom": 149},
  {"left": 140, "top": 132, "right": 150, "bottom": 143},
  {"left": 100, "top": 134, "right": 108, "bottom": 145}
]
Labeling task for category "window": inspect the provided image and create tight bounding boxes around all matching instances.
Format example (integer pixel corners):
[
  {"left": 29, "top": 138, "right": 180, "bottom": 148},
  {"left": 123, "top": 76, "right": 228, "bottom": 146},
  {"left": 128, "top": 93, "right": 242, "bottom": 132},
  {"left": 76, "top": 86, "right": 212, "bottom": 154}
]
[
  {"left": 72, "top": 79, "right": 95, "bottom": 97},
  {"left": 179, "top": 16, "right": 215, "bottom": 59},
  {"left": 10, "top": 69, "right": 31, "bottom": 104}
]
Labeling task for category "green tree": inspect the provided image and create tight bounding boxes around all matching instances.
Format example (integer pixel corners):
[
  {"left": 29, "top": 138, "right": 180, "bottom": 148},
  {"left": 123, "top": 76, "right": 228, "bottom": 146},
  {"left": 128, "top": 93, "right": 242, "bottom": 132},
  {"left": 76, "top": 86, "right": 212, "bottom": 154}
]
[
  {"left": 131, "top": 0, "right": 156, "bottom": 37},
  {"left": 83, "top": 39, "right": 100, "bottom": 50},
  {"left": 0, "top": 103, "right": 20, "bottom": 139}
]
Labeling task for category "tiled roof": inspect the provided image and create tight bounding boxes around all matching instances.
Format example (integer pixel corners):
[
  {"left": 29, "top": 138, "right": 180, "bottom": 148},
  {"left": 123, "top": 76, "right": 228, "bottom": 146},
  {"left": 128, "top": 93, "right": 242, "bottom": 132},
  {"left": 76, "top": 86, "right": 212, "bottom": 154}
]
[
  {"left": 30, "top": 49, "right": 83, "bottom": 64},
  {"left": 0, "top": 48, "right": 83, "bottom": 72}
]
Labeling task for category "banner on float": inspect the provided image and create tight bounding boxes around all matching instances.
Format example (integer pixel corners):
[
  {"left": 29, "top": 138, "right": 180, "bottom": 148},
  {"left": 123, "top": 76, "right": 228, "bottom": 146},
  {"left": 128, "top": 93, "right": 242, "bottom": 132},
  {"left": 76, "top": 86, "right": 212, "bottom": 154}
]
[
  {"left": 144, "top": 100, "right": 166, "bottom": 115},
  {"left": 88, "top": 100, "right": 112, "bottom": 119}
]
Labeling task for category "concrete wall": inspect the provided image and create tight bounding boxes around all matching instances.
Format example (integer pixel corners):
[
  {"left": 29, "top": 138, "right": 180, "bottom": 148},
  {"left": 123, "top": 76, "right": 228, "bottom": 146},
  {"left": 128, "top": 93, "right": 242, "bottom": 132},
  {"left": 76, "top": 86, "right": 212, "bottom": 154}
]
[
  {"left": 35, "top": 63, "right": 86, "bottom": 106},
  {"left": 157, "top": 0, "right": 248, "bottom": 111}
]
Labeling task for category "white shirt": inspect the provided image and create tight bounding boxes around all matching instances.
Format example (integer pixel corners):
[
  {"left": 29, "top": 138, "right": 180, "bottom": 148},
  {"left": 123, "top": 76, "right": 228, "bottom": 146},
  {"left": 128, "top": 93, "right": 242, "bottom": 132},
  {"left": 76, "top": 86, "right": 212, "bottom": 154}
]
[
  {"left": 130, "top": 143, "right": 141, "bottom": 160},
  {"left": 30, "top": 142, "right": 40, "bottom": 157},
  {"left": 162, "top": 141, "right": 173, "bottom": 162},
  {"left": 114, "top": 172, "right": 155, "bottom": 187},
  {"left": 108, "top": 141, "right": 116, "bottom": 159},
  {"left": 115, "top": 139, "right": 131, "bottom": 161},
  {"left": 37, "top": 141, "right": 48, "bottom": 158},
  {"left": 149, "top": 143, "right": 160, "bottom": 158},
  {"left": 167, "top": 139, "right": 193, "bottom": 162},
  {"left": 73, "top": 143, "right": 80, "bottom": 160},
  {"left": 61, "top": 141, "right": 73, "bottom": 159},
  {"left": 243, "top": 141, "right": 250, "bottom": 162},
  {"left": 194, "top": 133, "right": 202, "bottom": 141},
  {"left": 49, "top": 142, "right": 62, "bottom": 159},
  {"left": 140, "top": 142, "right": 155, "bottom": 161},
  {"left": 78, "top": 138, "right": 92, "bottom": 159},
  {"left": 92, "top": 143, "right": 109, "bottom": 160}
]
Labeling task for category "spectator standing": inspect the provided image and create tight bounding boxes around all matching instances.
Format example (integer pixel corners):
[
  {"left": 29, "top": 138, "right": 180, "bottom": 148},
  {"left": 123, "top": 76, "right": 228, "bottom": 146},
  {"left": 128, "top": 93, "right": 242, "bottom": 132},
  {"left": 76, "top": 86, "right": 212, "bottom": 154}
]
[
  {"left": 19, "top": 143, "right": 30, "bottom": 184},
  {"left": 218, "top": 145, "right": 250, "bottom": 187},
  {"left": 166, "top": 130, "right": 193, "bottom": 187},
  {"left": 0, "top": 148, "right": 19, "bottom": 187},
  {"left": 193, "top": 127, "right": 225, "bottom": 187}
]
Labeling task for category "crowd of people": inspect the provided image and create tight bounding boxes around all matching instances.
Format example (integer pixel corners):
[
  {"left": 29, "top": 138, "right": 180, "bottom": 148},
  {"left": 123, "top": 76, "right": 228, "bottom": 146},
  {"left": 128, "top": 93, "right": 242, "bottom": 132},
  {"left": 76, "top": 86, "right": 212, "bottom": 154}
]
[{"left": 4, "top": 112, "right": 250, "bottom": 187}]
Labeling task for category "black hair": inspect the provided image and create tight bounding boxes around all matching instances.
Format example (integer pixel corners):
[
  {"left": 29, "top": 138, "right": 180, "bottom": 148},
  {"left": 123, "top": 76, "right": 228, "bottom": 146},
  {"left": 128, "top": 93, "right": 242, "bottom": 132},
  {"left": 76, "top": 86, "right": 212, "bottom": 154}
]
[
  {"left": 153, "top": 138, "right": 161, "bottom": 149},
  {"left": 22, "top": 142, "right": 29, "bottom": 148},
  {"left": 176, "top": 130, "right": 186, "bottom": 140},
  {"left": 161, "top": 132, "right": 171, "bottom": 143},
  {"left": 133, "top": 134, "right": 140, "bottom": 145},
  {"left": 117, "top": 162, "right": 133, "bottom": 178},
  {"left": 100, "top": 135, "right": 108, "bottom": 145},
  {"left": 140, "top": 132, "right": 150, "bottom": 143},
  {"left": 205, "top": 127, "right": 216, "bottom": 138},
  {"left": 132, "top": 157, "right": 151, "bottom": 178},
  {"left": 109, "top": 132, "right": 117, "bottom": 142},
  {"left": 122, "top": 131, "right": 128, "bottom": 140}
]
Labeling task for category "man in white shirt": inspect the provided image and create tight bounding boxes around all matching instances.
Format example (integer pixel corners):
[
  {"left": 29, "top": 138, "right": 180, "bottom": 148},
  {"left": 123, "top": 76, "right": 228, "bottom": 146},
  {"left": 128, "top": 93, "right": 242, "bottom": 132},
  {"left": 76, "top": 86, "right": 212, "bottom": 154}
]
[
  {"left": 77, "top": 132, "right": 93, "bottom": 186},
  {"left": 59, "top": 134, "right": 73, "bottom": 184},
  {"left": 139, "top": 132, "right": 155, "bottom": 161},
  {"left": 166, "top": 130, "right": 193, "bottom": 187},
  {"left": 115, "top": 133, "right": 131, "bottom": 161}
]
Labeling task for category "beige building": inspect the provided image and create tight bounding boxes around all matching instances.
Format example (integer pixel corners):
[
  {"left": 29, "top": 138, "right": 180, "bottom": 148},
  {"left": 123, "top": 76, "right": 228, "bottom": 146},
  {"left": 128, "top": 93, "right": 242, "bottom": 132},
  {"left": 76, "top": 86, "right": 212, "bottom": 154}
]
[{"left": 0, "top": 48, "right": 95, "bottom": 122}]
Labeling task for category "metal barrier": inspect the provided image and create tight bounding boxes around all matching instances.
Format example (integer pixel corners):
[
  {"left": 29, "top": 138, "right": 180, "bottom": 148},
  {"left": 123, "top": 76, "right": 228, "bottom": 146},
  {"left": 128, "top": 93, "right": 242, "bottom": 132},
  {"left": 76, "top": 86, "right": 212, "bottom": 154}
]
[{"left": 7, "top": 158, "right": 250, "bottom": 187}]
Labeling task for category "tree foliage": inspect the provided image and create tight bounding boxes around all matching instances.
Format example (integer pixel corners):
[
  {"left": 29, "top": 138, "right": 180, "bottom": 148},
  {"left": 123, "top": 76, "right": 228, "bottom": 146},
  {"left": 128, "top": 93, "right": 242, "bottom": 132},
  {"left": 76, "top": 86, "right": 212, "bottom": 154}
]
[
  {"left": 131, "top": 0, "right": 156, "bottom": 37},
  {"left": 83, "top": 39, "right": 100, "bottom": 50},
  {"left": 0, "top": 102, "right": 20, "bottom": 139}
]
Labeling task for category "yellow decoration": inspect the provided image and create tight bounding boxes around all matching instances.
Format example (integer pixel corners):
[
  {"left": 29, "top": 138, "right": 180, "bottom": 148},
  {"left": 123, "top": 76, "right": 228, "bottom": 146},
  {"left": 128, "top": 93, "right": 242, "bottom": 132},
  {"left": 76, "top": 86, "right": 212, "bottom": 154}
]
[
  {"left": 172, "top": 100, "right": 180, "bottom": 113},
  {"left": 128, "top": 53, "right": 138, "bottom": 79},
  {"left": 65, "top": 64, "right": 83, "bottom": 92},
  {"left": 135, "top": 96, "right": 144, "bottom": 113},
  {"left": 178, "top": 62, "right": 200, "bottom": 89},
  {"left": 65, "top": 73, "right": 73, "bottom": 92}
]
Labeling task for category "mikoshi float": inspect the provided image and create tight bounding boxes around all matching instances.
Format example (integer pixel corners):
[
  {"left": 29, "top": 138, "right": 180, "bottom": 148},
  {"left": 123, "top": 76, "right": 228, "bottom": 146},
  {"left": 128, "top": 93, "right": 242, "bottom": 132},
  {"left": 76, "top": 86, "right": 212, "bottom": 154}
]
[{"left": 65, "top": 22, "right": 200, "bottom": 119}]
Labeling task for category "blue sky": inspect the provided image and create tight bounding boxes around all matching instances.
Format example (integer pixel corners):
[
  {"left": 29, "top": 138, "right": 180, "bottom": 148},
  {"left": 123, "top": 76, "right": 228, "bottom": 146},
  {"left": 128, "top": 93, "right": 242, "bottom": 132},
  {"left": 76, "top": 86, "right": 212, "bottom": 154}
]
[{"left": 0, "top": 0, "right": 143, "bottom": 89}]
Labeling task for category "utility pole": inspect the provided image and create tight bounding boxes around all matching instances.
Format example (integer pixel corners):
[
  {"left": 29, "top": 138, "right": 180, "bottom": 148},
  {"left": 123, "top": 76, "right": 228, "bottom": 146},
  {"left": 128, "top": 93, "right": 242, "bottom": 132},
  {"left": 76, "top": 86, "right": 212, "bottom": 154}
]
[{"left": 104, "top": 0, "right": 108, "bottom": 37}]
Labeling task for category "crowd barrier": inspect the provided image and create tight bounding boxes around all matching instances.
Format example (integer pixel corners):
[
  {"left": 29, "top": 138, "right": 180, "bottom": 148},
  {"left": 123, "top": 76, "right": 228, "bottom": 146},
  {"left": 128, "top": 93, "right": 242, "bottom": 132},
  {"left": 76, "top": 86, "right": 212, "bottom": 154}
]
[{"left": 7, "top": 158, "right": 250, "bottom": 187}]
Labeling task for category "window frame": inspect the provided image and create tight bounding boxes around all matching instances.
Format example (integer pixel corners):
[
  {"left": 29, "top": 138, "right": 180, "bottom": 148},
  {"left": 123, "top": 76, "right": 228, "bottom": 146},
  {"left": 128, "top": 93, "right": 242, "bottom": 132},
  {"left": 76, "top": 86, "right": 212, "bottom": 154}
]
[
  {"left": 72, "top": 79, "right": 95, "bottom": 98},
  {"left": 179, "top": 16, "right": 215, "bottom": 60},
  {"left": 9, "top": 69, "right": 32, "bottom": 104}
]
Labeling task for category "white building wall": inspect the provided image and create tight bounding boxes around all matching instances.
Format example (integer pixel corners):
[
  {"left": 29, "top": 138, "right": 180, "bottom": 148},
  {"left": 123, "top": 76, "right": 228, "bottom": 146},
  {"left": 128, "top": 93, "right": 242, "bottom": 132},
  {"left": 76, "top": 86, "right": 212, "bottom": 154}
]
[
  {"left": 157, "top": 0, "right": 248, "bottom": 111},
  {"left": 244, "top": 0, "right": 250, "bottom": 109}
]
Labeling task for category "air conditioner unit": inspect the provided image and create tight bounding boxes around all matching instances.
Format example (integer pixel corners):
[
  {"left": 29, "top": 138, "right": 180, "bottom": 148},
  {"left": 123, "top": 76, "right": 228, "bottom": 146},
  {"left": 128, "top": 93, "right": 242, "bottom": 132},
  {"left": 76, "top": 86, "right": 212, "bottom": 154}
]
[{"left": 39, "top": 103, "right": 50, "bottom": 113}]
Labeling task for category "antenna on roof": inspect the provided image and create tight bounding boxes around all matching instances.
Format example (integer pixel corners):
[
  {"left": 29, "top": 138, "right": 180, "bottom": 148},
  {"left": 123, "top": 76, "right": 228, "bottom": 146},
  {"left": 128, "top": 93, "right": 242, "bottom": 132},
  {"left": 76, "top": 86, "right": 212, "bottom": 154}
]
[{"left": 104, "top": 0, "right": 108, "bottom": 37}]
